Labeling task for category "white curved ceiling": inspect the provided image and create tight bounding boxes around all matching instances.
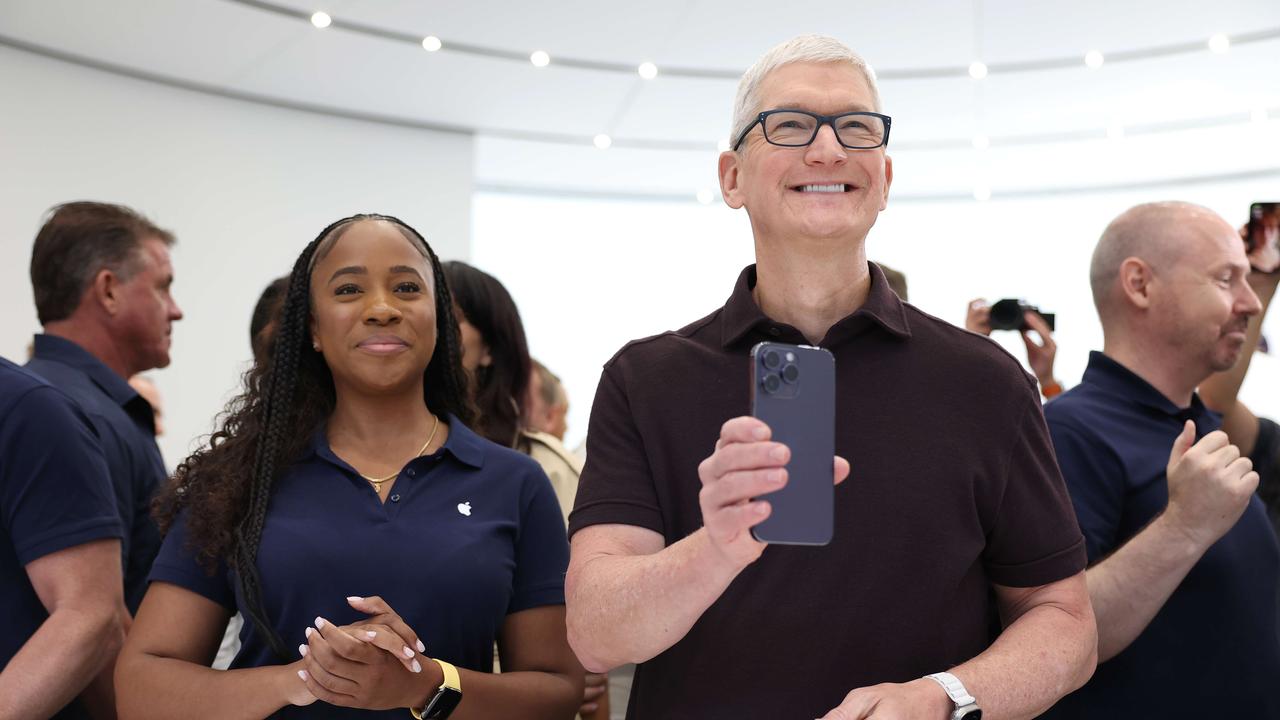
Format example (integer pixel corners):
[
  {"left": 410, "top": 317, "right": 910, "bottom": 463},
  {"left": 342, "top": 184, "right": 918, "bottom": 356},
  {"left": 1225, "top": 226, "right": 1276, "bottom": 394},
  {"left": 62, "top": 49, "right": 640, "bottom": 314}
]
[{"left": 2, "top": 0, "right": 1277, "bottom": 200}]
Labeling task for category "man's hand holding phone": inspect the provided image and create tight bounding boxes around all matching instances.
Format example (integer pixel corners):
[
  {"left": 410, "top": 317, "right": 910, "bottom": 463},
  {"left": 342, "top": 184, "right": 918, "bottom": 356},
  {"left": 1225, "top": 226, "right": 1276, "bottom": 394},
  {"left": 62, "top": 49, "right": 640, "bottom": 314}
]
[{"left": 697, "top": 417, "right": 850, "bottom": 570}]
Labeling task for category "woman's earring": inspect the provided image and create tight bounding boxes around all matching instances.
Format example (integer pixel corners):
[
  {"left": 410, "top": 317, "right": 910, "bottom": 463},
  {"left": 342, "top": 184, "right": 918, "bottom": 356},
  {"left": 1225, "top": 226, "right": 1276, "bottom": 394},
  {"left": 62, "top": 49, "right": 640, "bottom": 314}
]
[{"left": 313, "top": 341, "right": 321, "bottom": 352}]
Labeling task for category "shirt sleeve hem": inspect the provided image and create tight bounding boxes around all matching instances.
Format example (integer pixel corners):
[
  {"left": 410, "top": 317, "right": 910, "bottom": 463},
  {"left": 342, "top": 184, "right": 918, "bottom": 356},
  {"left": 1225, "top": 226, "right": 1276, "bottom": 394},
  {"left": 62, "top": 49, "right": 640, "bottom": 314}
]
[
  {"left": 507, "top": 585, "right": 566, "bottom": 615},
  {"left": 14, "top": 516, "right": 123, "bottom": 566},
  {"left": 567, "top": 501, "right": 665, "bottom": 539},
  {"left": 985, "top": 536, "right": 1087, "bottom": 588},
  {"left": 148, "top": 562, "right": 236, "bottom": 610}
]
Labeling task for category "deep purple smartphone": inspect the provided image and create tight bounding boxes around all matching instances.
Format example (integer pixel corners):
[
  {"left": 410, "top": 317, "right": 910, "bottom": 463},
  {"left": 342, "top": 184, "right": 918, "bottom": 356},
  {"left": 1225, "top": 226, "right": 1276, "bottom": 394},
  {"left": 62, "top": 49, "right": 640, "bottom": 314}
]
[
  {"left": 749, "top": 341, "right": 835, "bottom": 546},
  {"left": 1247, "top": 202, "right": 1279, "bottom": 253}
]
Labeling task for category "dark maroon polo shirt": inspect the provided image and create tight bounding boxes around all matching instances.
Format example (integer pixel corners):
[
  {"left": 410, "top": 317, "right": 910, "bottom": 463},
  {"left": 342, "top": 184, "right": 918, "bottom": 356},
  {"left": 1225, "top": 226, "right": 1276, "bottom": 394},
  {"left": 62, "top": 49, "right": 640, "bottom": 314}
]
[{"left": 569, "top": 263, "right": 1086, "bottom": 720}]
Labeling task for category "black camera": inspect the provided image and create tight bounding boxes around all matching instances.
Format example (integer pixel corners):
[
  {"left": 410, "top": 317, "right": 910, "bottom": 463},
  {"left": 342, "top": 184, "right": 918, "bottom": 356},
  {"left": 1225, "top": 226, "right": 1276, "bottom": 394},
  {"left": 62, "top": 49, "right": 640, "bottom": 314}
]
[{"left": 989, "top": 299, "right": 1055, "bottom": 332}]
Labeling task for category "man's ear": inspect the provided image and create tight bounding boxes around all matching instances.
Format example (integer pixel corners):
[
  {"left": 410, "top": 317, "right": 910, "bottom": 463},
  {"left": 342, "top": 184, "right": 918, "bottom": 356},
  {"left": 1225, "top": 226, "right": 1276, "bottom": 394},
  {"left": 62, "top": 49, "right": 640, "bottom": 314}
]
[
  {"left": 718, "top": 151, "right": 745, "bottom": 210},
  {"left": 1119, "top": 257, "right": 1154, "bottom": 310},
  {"left": 90, "top": 268, "right": 121, "bottom": 316},
  {"left": 880, "top": 154, "right": 894, "bottom": 211}
]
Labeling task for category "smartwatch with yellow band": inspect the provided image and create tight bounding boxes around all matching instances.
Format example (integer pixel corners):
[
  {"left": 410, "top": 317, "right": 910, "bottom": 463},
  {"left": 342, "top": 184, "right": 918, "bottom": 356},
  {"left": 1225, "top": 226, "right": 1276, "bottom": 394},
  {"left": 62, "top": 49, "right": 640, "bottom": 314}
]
[{"left": 410, "top": 658, "right": 461, "bottom": 719}]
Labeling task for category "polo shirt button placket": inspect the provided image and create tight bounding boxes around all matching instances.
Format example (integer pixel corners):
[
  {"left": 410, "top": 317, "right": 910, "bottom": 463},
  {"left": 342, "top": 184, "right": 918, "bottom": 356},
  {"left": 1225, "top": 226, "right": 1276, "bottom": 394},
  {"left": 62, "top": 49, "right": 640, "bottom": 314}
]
[
  {"left": 389, "top": 494, "right": 401, "bottom": 503},
  {"left": 769, "top": 327, "right": 781, "bottom": 337},
  {"left": 406, "top": 468, "right": 416, "bottom": 477}
]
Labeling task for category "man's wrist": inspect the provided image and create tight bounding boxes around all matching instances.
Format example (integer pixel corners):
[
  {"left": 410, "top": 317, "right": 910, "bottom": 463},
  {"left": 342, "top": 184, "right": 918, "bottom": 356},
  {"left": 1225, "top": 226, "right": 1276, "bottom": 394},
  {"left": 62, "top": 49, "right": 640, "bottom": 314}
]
[
  {"left": 1038, "top": 377, "right": 1063, "bottom": 399},
  {"left": 909, "top": 677, "right": 957, "bottom": 719}
]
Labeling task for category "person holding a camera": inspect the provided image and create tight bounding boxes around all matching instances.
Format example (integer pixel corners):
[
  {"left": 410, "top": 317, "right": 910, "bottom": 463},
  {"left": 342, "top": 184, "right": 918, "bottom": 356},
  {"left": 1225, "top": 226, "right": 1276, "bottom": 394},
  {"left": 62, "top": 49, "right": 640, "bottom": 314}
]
[
  {"left": 564, "top": 34, "right": 1096, "bottom": 720},
  {"left": 1040, "top": 201, "right": 1280, "bottom": 718},
  {"left": 965, "top": 298, "right": 1063, "bottom": 400}
]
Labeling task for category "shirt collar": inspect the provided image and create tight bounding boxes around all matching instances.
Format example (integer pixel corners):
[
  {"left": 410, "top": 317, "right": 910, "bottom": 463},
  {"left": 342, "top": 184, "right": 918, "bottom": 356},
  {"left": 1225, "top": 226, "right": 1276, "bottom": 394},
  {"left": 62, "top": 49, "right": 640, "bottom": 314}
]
[
  {"left": 32, "top": 334, "right": 142, "bottom": 409},
  {"left": 306, "top": 413, "right": 486, "bottom": 471},
  {"left": 1081, "top": 351, "right": 1218, "bottom": 425},
  {"left": 720, "top": 262, "right": 912, "bottom": 349}
]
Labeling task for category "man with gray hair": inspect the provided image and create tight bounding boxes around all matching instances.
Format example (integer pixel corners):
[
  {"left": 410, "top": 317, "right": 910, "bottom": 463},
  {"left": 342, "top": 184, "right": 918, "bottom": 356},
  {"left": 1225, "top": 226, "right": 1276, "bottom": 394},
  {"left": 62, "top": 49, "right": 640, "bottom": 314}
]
[
  {"left": 566, "top": 35, "right": 1096, "bottom": 719},
  {"left": 25, "top": 201, "right": 183, "bottom": 615},
  {"left": 1042, "top": 201, "right": 1280, "bottom": 717}
]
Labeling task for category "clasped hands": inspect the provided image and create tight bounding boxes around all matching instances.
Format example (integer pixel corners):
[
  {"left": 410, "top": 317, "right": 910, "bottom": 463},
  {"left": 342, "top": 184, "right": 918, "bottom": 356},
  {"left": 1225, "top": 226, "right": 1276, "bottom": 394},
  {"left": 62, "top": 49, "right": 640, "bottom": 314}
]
[{"left": 292, "top": 595, "right": 439, "bottom": 710}]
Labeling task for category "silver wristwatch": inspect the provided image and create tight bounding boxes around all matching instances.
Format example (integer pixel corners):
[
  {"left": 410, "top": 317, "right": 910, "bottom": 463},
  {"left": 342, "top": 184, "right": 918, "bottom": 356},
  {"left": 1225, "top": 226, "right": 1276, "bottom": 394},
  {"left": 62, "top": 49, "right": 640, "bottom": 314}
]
[{"left": 925, "top": 672, "right": 982, "bottom": 720}]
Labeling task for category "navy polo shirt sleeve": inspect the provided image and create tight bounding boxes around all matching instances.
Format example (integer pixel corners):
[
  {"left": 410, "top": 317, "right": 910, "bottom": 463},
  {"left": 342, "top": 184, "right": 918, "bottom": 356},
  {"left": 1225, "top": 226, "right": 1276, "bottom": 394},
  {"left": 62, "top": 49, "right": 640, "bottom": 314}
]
[
  {"left": 508, "top": 467, "right": 570, "bottom": 614},
  {"left": 569, "top": 363, "right": 664, "bottom": 538},
  {"left": 148, "top": 512, "right": 236, "bottom": 610},
  {"left": 2, "top": 385, "right": 122, "bottom": 565},
  {"left": 981, "top": 392, "right": 1087, "bottom": 587},
  {"left": 1046, "top": 417, "right": 1126, "bottom": 563}
]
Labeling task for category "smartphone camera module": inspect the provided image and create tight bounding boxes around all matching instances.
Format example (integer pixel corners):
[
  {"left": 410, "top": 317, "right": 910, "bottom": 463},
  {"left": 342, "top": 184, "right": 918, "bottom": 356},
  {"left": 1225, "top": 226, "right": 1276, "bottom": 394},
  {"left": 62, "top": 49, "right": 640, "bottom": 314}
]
[
  {"left": 781, "top": 364, "right": 800, "bottom": 383},
  {"left": 762, "top": 350, "right": 782, "bottom": 370}
]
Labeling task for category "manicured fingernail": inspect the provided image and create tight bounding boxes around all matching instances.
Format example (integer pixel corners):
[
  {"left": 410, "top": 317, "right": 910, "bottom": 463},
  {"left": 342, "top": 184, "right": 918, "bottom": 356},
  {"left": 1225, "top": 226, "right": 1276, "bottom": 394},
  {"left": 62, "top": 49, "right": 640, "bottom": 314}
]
[
  {"left": 314, "top": 617, "right": 326, "bottom": 630},
  {"left": 411, "top": 659, "right": 422, "bottom": 673},
  {"left": 298, "top": 670, "right": 309, "bottom": 681},
  {"left": 754, "top": 426, "right": 768, "bottom": 440},
  {"left": 346, "top": 596, "right": 362, "bottom": 602},
  {"left": 416, "top": 640, "right": 426, "bottom": 653},
  {"left": 366, "top": 631, "right": 377, "bottom": 639},
  {"left": 403, "top": 646, "right": 414, "bottom": 658},
  {"left": 305, "top": 627, "right": 313, "bottom": 638},
  {"left": 771, "top": 446, "right": 787, "bottom": 460},
  {"left": 298, "top": 644, "right": 308, "bottom": 657}
]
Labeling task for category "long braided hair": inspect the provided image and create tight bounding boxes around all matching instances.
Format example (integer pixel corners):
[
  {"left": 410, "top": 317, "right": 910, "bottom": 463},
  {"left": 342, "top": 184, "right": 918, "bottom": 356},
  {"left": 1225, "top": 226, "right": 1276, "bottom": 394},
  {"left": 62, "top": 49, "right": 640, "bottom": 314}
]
[{"left": 154, "top": 214, "right": 473, "bottom": 658}]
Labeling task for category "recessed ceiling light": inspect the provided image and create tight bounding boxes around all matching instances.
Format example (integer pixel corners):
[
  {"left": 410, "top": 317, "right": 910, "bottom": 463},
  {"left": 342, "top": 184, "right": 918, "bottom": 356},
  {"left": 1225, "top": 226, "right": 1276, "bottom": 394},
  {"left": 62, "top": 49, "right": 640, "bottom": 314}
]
[
  {"left": 972, "top": 135, "right": 990, "bottom": 150},
  {"left": 422, "top": 36, "right": 442, "bottom": 52},
  {"left": 697, "top": 189, "right": 715, "bottom": 205},
  {"left": 1253, "top": 108, "right": 1270, "bottom": 123},
  {"left": 310, "top": 11, "right": 331, "bottom": 29},
  {"left": 593, "top": 134, "right": 612, "bottom": 149},
  {"left": 968, "top": 61, "right": 988, "bottom": 80},
  {"left": 1208, "top": 34, "right": 1231, "bottom": 53},
  {"left": 973, "top": 184, "right": 992, "bottom": 202},
  {"left": 717, "top": 138, "right": 731, "bottom": 152},
  {"left": 530, "top": 50, "right": 551, "bottom": 67},
  {"left": 1084, "top": 50, "right": 1104, "bottom": 69},
  {"left": 638, "top": 62, "right": 658, "bottom": 79}
]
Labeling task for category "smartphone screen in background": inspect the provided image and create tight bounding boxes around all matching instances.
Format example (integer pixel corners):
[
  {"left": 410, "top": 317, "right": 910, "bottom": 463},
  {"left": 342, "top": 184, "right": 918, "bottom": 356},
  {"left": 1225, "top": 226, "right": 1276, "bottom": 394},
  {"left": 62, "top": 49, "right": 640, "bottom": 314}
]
[{"left": 1248, "top": 202, "right": 1279, "bottom": 254}]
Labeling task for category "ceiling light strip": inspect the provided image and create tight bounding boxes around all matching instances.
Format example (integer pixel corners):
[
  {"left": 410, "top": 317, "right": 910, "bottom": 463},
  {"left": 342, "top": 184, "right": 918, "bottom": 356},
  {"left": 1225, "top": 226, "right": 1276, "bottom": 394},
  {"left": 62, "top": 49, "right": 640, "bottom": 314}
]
[
  {"left": 224, "top": 0, "right": 1280, "bottom": 80},
  {"left": 2, "top": 34, "right": 1271, "bottom": 155}
]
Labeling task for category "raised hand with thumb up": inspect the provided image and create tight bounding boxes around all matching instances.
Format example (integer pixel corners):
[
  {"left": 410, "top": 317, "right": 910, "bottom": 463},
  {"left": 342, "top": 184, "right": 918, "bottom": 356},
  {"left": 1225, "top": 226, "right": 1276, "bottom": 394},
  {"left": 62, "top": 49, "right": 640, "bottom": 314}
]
[{"left": 1163, "top": 420, "right": 1259, "bottom": 549}]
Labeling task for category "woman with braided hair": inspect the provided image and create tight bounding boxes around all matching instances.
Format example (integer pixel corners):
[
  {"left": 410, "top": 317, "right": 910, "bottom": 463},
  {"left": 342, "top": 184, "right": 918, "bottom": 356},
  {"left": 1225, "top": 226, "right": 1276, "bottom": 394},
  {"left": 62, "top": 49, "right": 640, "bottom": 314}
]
[{"left": 116, "top": 215, "right": 583, "bottom": 719}]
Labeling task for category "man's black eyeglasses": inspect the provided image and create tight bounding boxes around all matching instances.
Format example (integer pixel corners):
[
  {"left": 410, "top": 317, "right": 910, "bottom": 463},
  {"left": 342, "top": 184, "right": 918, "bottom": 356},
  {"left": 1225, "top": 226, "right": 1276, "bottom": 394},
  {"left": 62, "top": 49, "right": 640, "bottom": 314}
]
[{"left": 731, "top": 109, "right": 892, "bottom": 151}]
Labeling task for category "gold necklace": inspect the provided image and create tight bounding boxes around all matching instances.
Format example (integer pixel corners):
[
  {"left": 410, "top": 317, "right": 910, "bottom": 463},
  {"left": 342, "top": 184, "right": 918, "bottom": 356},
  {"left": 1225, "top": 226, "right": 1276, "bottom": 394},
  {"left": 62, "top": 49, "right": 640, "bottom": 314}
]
[{"left": 358, "top": 415, "right": 440, "bottom": 493}]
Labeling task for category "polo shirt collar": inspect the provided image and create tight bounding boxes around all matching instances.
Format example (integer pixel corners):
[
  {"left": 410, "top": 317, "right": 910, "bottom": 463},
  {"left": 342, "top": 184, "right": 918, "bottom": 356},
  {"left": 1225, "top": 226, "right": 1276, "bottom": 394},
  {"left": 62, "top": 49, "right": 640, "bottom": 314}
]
[
  {"left": 307, "top": 413, "right": 486, "bottom": 471},
  {"left": 1082, "top": 351, "right": 1218, "bottom": 424},
  {"left": 720, "top": 262, "right": 911, "bottom": 349},
  {"left": 32, "top": 333, "right": 141, "bottom": 408}
]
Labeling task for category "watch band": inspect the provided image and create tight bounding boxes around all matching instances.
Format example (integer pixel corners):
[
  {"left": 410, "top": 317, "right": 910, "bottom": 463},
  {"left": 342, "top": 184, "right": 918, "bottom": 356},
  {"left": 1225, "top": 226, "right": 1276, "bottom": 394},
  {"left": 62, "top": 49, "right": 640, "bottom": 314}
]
[
  {"left": 410, "top": 659, "right": 462, "bottom": 720},
  {"left": 926, "top": 671, "right": 977, "bottom": 706}
]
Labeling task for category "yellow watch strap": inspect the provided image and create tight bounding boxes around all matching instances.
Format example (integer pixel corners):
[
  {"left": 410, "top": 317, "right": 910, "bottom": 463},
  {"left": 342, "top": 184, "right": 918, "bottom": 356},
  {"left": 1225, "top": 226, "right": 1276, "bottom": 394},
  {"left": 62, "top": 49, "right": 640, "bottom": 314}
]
[
  {"left": 409, "top": 659, "right": 461, "bottom": 719},
  {"left": 434, "top": 658, "right": 461, "bottom": 692}
]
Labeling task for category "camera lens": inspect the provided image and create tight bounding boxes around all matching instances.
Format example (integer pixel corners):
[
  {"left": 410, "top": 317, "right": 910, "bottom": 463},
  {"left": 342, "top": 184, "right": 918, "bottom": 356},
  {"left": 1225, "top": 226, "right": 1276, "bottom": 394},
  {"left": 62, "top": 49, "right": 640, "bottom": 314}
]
[
  {"left": 762, "top": 374, "right": 782, "bottom": 393},
  {"left": 781, "top": 364, "right": 799, "bottom": 383},
  {"left": 762, "top": 350, "right": 781, "bottom": 370}
]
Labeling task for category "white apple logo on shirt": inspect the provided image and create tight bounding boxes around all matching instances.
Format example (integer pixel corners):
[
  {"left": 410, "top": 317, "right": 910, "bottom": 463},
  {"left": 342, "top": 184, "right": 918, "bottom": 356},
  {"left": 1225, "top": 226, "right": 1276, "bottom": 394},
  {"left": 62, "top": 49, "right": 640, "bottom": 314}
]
[{"left": 457, "top": 501, "right": 472, "bottom": 516}]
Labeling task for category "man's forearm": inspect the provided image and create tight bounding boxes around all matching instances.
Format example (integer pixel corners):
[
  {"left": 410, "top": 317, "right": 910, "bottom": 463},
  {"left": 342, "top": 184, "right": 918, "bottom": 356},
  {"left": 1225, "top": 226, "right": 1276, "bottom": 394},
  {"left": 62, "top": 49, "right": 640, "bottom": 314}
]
[
  {"left": 567, "top": 528, "right": 745, "bottom": 671},
  {"left": 1085, "top": 515, "right": 1203, "bottom": 661},
  {"left": 0, "top": 605, "right": 124, "bottom": 720},
  {"left": 950, "top": 594, "right": 1096, "bottom": 719}
]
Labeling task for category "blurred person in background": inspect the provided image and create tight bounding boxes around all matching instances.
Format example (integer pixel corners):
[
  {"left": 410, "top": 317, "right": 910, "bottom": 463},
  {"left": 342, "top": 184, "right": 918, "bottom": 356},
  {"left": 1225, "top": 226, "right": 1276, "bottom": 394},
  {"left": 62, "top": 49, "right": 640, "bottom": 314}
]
[
  {"left": 116, "top": 214, "right": 581, "bottom": 719},
  {"left": 526, "top": 359, "right": 570, "bottom": 442},
  {"left": 24, "top": 201, "right": 182, "bottom": 614},
  {"left": 965, "top": 298, "right": 1063, "bottom": 400},
  {"left": 250, "top": 275, "right": 291, "bottom": 365},
  {"left": 443, "top": 261, "right": 608, "bottom": 720},
  {"left": 127, "top": 375, "right": 164, "bottom": 438},
  {"left": 1042, "top": 201, "right": 1279, "bottom": 717},
  {"left": 0, "top": 356, "right": 127, "bottom": 720}
]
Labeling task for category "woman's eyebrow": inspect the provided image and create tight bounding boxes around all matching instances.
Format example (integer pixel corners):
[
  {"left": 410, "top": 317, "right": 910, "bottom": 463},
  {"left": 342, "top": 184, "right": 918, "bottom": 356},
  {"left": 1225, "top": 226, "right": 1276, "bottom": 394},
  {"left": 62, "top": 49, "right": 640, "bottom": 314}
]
[{"left": 328, "top": 265, "right": 366, "bottom": 283}]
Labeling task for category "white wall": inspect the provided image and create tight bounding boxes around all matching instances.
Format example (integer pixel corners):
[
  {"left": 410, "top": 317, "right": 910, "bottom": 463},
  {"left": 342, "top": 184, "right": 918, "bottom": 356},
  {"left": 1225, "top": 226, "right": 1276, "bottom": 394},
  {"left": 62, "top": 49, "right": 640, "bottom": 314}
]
[
  {"left": 0, "top": 45, "right": 474, "bottom": 466},
  {"left": 475, "top": 179, "right": 1280, "bottom": 452}
]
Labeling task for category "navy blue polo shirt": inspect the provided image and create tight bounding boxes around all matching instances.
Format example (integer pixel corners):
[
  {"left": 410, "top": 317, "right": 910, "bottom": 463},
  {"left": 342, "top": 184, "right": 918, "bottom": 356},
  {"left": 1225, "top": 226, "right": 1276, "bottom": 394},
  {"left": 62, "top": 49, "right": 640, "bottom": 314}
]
[
  {"left": 150, "top": 417, "right": 568, "bottom": 719},
  {"left": 1042, "top": 352, "right": 1280, "bottom": 718},
  {"left": 1, "top": 356, "right": 122, "bottom": 720},
  {"left": 26, "top": 334, "right": 165, "bottom": 612}
]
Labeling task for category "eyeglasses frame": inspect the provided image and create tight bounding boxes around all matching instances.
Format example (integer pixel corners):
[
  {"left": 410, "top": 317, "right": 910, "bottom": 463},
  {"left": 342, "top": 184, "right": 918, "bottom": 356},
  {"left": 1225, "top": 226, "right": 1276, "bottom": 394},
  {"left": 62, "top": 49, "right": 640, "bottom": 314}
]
[{"left": 731, "top": 109, "right": 893, "bottom": 152}]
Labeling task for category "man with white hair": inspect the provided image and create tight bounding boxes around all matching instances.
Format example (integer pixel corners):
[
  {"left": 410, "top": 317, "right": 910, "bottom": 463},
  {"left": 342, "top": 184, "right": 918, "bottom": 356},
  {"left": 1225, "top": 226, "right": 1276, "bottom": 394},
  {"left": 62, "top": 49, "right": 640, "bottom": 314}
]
[
  {"left": 1042, "top": 201, "right": 1280, "bottom": 717},
  {"left": 566, "top": 35, "right": 1096, "bottom": 719}
]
